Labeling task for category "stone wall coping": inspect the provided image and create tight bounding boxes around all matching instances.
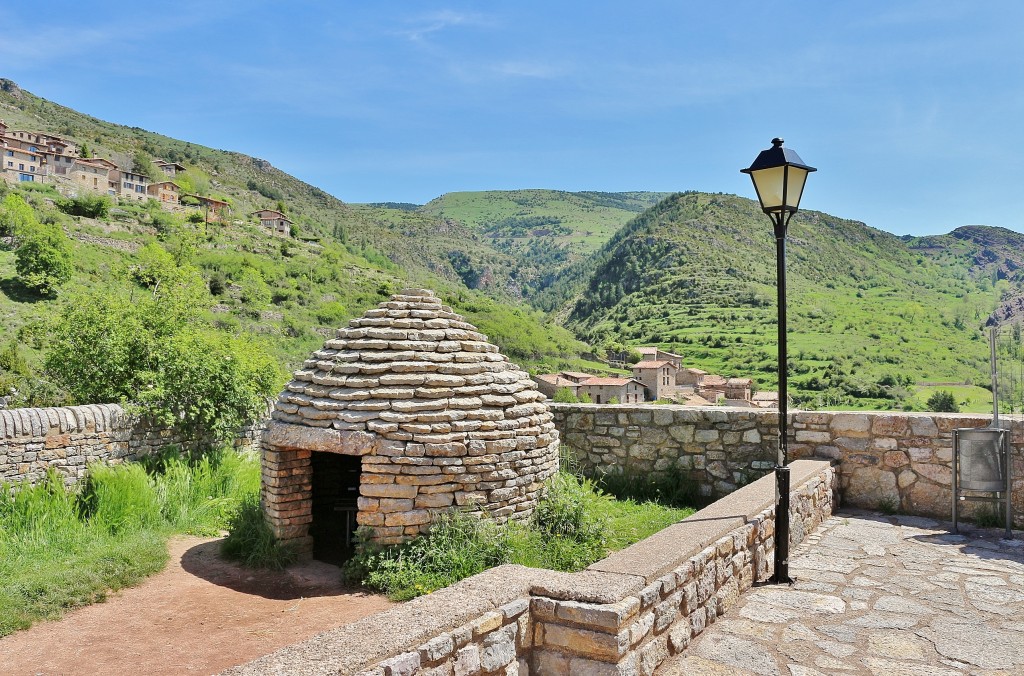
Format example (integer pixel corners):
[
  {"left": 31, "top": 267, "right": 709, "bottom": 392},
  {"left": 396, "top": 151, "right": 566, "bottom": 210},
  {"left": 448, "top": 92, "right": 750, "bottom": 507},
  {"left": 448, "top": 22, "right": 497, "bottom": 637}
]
[
  {"left": 222, "top": 563, "right": 565, "bottom": 676},
  {"left": 0, "top": 402, "right": 124, "bottom": 438},
  {"left": 564, "top": 458, "right": 831, "bottom": 595},
  {"left": 547, "top": 402, "right": 1002, "bottom": 422}
]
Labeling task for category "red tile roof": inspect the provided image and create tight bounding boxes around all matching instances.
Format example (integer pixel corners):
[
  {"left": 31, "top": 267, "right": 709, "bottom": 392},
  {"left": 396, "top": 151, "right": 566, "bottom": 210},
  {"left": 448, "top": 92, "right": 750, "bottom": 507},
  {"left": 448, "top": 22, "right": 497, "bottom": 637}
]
[
  {"left": 633, "top": 360, "right": 675, "bottom": 369},
  {"left": 581, "top": 377, "right": 641, "bottom": 387}
]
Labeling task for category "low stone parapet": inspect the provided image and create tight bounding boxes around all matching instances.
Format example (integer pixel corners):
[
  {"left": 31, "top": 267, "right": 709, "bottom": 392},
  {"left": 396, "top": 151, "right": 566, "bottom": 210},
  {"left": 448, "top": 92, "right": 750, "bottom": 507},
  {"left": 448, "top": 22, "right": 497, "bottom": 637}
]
[
  {"left": 0, "top": 403, "right": 265, "bottom": 486},
  {"left": 224, "top": 459, "right": 837, "bottom": 675},
  {"left": 550, "top": 404, "right": 1023, "bottom": 528}
]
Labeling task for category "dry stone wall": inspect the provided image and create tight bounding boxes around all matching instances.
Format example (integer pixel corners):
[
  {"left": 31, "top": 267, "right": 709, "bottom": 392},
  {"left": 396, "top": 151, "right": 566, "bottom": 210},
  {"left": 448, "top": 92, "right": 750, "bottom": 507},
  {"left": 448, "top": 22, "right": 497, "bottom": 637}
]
[
  {"left": 0, "top": 403, "right": 264, "bottom": 486},
  {"left": 551, "top": 404, "right": 778, "bottom": 498},
  {"left": 551, "top": 404, "right": 1023, "bottom": 527}
]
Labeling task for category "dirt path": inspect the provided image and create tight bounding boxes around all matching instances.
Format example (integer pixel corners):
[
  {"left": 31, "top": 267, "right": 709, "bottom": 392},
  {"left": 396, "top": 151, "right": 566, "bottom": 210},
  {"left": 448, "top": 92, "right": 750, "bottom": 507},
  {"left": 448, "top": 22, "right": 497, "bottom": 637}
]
[{"left": 0, "top": 536, "right": 393, "bottom": 675}]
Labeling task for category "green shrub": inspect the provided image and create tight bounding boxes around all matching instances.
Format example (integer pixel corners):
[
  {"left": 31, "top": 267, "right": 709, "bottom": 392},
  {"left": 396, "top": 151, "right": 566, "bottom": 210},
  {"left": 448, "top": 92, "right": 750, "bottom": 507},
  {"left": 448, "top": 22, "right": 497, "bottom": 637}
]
[
  {"left": 926, "top": 390, "right": 960, "bottom": 412},
  {"left": 345, "top": 511, "right": 513, "bottom": 600},
  {"left": 56, "top": 194, "right": 110, "bottom": 219},
  {"left": 592, "top": 469, "right": 700, "bottom": 509},
  {"left": 15, "top": 222, "right": 73, "bottom": 296}
]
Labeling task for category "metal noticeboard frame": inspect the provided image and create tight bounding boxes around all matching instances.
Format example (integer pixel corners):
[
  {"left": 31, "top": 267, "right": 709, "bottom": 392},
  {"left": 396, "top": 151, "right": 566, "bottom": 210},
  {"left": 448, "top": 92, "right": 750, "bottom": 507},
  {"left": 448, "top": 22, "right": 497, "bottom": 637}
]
[{"left": 952, "top": 427, "right": 1013, "bottom": 539}]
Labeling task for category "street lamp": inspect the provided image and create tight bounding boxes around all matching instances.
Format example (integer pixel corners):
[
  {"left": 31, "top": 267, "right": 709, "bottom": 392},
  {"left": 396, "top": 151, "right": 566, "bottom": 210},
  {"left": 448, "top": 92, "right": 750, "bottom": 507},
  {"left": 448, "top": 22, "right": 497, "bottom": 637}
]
[{"left": 741, "top": 138, "right": 815, "bottom": 585}]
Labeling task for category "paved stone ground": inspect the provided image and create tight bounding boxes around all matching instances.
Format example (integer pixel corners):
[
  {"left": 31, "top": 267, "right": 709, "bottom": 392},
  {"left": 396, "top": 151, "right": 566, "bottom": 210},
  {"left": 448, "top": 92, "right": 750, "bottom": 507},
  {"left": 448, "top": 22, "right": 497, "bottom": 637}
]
[{"left": 658, "top": 510, "right": 1024, "bottom": 676}]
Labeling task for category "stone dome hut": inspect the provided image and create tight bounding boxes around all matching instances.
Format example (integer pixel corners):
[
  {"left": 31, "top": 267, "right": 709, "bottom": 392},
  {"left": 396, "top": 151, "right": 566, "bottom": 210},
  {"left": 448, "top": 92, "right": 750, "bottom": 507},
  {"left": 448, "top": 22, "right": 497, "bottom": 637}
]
[{"left": 261, "top": 288, "right": 560, "bottom": 561}]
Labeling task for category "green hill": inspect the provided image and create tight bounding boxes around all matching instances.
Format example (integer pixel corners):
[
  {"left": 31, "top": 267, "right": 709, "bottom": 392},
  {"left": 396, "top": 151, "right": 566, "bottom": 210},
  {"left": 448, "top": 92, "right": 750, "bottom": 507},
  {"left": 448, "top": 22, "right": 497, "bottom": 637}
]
[
  {"left": 418, "top": 190, "right": 670, "bottom": 296},
  {"left": 2, "top": 79, "right": 1023, "bottom": 413},
  {"left": 553, "top": 191, "right": 1014, "bottom": 409},
  {"left": 0, "top": 80, "right": 591, "bottom": 409}
]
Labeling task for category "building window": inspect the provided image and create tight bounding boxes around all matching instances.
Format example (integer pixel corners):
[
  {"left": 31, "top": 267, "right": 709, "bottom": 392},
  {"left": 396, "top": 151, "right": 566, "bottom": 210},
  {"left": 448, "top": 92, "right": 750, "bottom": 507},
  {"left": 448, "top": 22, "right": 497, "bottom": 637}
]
[
  {"left": 595, "top": 394, "right": 602, "bottom": 404},
  {"left": 124, "top": 182, "right": 132, "bottom": 189},
  {"left": 19, "top": 173, "right": 34, "bottom": 182},
  {"left": 18, "top": 164, "right": 23, "bottom": 170},
  {"left": 5, "top": 151, "right": 12, "bottom": 156}
]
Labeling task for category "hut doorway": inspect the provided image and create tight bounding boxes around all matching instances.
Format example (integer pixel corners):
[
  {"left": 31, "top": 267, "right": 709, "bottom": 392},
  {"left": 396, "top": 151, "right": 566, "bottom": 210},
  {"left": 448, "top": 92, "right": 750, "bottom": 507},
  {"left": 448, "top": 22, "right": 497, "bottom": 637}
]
[{"left": 310, "top": 452, "right": 361, "bottom": 565}]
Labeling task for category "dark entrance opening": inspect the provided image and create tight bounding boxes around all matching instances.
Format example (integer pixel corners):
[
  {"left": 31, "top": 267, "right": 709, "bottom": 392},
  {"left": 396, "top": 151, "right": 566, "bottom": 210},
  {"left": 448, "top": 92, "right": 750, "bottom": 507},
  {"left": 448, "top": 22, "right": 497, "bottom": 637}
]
[{"left": 310, "top": 452, "right": 361, "bottom": 565}]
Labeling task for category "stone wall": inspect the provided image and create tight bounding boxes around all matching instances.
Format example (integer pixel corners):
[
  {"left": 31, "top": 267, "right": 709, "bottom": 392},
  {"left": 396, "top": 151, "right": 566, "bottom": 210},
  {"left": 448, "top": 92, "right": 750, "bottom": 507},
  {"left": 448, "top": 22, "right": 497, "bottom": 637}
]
[
  {"left": 0, "top": 403, "right": 265, "bottom": 486},
  {"left": 788, "top": 410, "right": 1023, "bottom": 527},
  {"left": 550, "top": 404, "right": 1024, "bottom": 527},
  {"left": 226, "top": 460, "right": 837, "bottom": 676},
  {"left": 550, "top": 404, "right": 777, "bottom": 498}
]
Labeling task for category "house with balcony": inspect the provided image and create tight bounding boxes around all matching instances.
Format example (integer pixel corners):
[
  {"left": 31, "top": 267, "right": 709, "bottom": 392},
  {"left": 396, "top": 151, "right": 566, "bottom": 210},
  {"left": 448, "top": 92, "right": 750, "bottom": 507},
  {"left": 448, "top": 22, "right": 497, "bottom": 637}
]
[
  {"left": 2, "top": 146, "right": 45, "bottom": 183},
  {"left": 147, "top": 180, "right": 181, "bottom": 209},
  {"left": 185, "top": 194, "right": 230, "bottom": 221},
  {"left": 252, "top": 209, "right": 292, "bottom": 236},
  {"left": 118, "top": 169, "right": 150, "bottom": 202},
  {"left": 155, "top": 160, "right": 185, "bottom": 177}
]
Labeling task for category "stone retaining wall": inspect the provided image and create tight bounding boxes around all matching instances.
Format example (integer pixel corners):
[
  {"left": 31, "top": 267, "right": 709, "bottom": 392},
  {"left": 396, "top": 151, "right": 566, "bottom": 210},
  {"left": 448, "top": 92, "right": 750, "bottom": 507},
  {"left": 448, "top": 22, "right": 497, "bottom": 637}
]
[
  {"left": 550, "top": 404, "right": 776, "bottom": 498},
  {"left": 550, "top": 404, "right": 1023, "bottom": 527},
  {"left": 0, "top": 403, "right": 265, "bottom": 486},
  {"left": 225, "top": 459, "right": 837, "bottom": 675}
]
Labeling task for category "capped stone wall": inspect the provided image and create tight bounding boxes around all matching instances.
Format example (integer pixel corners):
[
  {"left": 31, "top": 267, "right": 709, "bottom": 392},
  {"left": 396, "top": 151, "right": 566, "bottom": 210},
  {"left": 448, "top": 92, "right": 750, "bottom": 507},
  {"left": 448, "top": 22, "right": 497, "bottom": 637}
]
[{"left": 262, "top": 288, "right": 560, "bottom": 553}]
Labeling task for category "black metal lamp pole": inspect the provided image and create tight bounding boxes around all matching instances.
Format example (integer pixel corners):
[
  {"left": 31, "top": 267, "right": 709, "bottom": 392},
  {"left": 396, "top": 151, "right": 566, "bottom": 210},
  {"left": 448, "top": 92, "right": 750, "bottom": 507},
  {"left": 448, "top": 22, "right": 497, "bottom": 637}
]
[{"left": 741, "top": 138, "right": 815, "bottom": 585}]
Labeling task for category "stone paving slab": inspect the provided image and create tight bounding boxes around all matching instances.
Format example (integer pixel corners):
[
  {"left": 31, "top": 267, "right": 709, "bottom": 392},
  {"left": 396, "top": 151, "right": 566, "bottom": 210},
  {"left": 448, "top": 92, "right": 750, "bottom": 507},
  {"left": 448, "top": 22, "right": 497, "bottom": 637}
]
[{"left": 657, "top": 510, "right": 1024, "bottom": 676}]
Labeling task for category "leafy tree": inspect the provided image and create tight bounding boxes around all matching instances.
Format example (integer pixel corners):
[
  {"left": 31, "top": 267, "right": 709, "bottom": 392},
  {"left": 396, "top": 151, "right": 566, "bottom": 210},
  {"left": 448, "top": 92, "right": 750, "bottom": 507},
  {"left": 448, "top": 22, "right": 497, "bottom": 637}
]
[
  {"left": 0, "top": 193, "right": 38, "bottom": 238},
  {"left": 552, "top": 387, "right": 579, "bottom": 403},
  {"left": 45, "top": 274, "right": 281, "bottom": 439},
  {"left": 926, "top": 390, "right": 960, "bottom": 413},
  {"left": 15, "top": 222, "right": 73, "bottom": 296}
]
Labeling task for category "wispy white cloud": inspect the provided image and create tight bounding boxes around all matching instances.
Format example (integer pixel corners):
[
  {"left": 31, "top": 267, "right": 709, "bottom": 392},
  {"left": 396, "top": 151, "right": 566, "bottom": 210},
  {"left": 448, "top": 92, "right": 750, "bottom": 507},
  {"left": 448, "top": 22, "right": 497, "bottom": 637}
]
[{"left": 397, "top": 9, "right": 492, "bottom": 42}]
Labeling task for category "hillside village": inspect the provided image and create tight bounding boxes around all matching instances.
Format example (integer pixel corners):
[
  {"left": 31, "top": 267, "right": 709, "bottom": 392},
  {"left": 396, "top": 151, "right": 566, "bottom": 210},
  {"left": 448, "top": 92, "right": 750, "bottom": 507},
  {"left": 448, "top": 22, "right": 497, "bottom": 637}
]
[
  {"left": 536, "top": 345, "right": 779, "bottom": 407},
  {"left": 0, "top": 120, "right": 294, "bottom": 236}
]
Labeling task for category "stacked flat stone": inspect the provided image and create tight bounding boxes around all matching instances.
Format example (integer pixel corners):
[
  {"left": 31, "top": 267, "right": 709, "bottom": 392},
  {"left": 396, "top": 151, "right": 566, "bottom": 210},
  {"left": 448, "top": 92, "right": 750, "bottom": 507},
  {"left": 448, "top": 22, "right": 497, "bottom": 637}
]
[{"left": 262, "top": 288, "right": 560, "bottom": 549}]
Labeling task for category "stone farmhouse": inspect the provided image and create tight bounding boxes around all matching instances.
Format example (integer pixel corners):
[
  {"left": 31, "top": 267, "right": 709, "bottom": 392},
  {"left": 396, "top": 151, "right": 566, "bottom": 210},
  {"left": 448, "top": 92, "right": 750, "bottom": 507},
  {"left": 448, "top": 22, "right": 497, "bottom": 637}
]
[
  {"left": 251, "top": 208, "right": 292, "bottom": 236},
  {"left": 535, "top": 371, "right": 645, "bottom": 404},
  {"left": 631, "top": 359, "right": 678, "bottom": 401},
  {"left": 631, "top": 346, "right": 778, "bottom": 408}
]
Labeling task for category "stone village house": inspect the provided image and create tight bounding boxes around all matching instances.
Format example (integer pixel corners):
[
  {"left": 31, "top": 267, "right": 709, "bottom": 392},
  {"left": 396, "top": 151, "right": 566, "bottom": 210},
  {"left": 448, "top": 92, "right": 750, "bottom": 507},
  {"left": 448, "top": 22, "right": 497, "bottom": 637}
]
[
  {"left": 631, "top": 359, "right": 679, "bottom": 401},
  {"left": 251, "top": 208, "right": 292, "bottom": 237},
  {"left": 535, "top": 371, "right": 645, "bottom": 404}
]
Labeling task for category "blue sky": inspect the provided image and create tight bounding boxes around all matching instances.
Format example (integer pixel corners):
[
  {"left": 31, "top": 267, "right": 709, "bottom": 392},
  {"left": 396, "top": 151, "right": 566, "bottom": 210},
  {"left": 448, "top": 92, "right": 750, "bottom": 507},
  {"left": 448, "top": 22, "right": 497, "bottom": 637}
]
[{"left": 3, "top": 1, "right": 1023, "bottom": 236}]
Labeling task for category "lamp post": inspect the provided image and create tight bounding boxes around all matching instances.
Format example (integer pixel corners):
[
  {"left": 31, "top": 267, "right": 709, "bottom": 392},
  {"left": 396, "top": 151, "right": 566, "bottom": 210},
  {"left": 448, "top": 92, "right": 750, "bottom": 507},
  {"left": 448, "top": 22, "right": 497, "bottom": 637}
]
[{"left": 741, "top": 138, "right": 815, "bottom": 585}]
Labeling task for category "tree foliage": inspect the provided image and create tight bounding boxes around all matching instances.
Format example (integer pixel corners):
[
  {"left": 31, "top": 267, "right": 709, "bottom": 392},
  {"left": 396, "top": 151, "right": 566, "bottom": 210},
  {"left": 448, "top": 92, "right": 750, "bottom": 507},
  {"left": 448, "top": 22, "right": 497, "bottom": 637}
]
[
  {"left": 926, "top": 390, "right": 960, "bottom": 413},
  {"left": 45, "top": 244, "right": 282, "bottom": 439},
  {"left": 56, "top": 194, "right": 111, "bottom": 218},
  {"left": 15, "top": 223, "right": 73, "bottom": 296},
  {"left": 0, "top": 193, "right": 37, "bottom": 238}
]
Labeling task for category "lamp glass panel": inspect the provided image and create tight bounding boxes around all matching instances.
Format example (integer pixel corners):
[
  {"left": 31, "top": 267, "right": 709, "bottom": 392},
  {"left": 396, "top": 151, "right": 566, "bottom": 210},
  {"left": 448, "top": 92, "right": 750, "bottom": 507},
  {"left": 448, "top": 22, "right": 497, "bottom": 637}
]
[
  {"left": 750, "top": 166, "right": 786, "bottom": 210},
  {"left": 784, "top": 167, "right": 809, "bottom": 209}
]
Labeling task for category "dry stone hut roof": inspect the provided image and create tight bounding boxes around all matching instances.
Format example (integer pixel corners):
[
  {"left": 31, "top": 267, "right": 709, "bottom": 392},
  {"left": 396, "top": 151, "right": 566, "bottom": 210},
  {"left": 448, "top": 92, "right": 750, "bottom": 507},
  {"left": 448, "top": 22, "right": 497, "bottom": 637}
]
[
  {"left": 264, "top": 288, "right": 560, "bottom": 545},
  {"left": 271, "top": 288, "right": 550, "bottom": 433}
]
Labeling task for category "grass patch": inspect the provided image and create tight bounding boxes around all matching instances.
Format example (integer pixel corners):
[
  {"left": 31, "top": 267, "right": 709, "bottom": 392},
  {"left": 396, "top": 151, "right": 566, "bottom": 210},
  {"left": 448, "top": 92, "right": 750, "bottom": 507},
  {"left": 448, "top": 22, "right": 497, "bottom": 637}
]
[
  {"left": 220, "top": 494, "right": 298, "bottom": 570},
  {"left": 345, "top": 472, "right": 694, "bottom": 601},
  {"left": 0, "top": 447, "right": 259, "bottom": 637}
]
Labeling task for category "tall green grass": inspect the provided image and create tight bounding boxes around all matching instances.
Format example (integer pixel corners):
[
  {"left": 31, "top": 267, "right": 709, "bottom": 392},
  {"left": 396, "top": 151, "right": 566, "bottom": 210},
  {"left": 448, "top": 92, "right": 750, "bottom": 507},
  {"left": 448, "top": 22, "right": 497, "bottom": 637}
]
[
  {"left": 0, "top": 448, "right": 259, "bottom": 636},
  {"left": 346, "top": 472, "right": 694, "bottom": 601}
]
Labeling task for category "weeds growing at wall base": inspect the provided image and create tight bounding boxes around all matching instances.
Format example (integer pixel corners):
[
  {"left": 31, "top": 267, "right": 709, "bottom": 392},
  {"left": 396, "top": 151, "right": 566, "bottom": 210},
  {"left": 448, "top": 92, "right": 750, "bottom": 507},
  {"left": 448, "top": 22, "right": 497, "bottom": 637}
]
[
  {"left": 0, "top": 447, "right": 259, "bottom": 636},
  {"left": 345, "top": 472, "right": 694, "bottom": 601}
]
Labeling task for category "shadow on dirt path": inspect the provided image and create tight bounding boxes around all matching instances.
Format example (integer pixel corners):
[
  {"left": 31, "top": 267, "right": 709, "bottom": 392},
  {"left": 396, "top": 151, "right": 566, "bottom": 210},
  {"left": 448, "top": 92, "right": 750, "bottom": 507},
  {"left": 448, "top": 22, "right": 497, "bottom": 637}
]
[{"left": 0, "top": 535, "right": 393, "bottom": 675}]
